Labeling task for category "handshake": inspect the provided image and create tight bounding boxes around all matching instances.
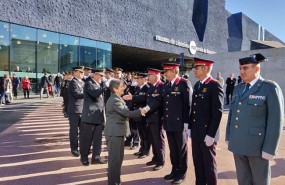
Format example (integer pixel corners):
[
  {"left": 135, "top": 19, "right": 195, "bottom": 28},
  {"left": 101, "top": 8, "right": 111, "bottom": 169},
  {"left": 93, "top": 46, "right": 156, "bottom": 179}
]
[{"left": 139, "top": 106, "right": 150, "bottom": 116}]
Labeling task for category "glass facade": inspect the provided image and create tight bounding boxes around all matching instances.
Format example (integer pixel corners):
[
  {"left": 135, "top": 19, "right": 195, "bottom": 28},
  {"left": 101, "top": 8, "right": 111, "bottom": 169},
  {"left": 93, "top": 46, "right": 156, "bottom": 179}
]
[{"left": 0, "top": 21, "right": 112, "bottom": 92}]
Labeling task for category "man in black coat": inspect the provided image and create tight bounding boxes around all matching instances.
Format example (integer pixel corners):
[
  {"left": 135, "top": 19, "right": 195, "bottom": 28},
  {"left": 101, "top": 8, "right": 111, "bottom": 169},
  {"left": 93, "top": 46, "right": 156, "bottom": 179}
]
[
  {"left": 80, "top": 68, "right": 107, "bottom": 166},
  {"left": 225, "top": 73, "right": 236, "bottom": 104},
  {"left": 123, "top": 72, "right": 150, "bottom": 159},
  {"left": 189, "top": 58, "right": 224, "bottom": 185},
  {"left": 40, "top": 72, "right": 50, "bottom": 99},
  {"left": 161, "top": 63, "right": 192, "bottom": 184},
  {"left": 67, "top": 66, "right": 85, "bottom": 157}
]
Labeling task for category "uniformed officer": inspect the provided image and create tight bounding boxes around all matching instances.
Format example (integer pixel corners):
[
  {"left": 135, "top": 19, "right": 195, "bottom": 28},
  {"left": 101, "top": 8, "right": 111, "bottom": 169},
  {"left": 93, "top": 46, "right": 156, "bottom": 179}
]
[
  {"left": 67, "top": 66, "right": 85, "bottom": 157},
  {"left": 226, "top": 53, "right": 284, "bottom": 185},
  {"left": 80, "top": 68, "right": 107, "bottom": 166},
  {"left": 161, "top": 63, "right": 192, "bottom": 184},
  {"left": 123, "top": 72, "right": 150, "bottom": 158},
  {"left": 62, "top": 71, "right": 72, "bottom": 118},
  {"left": 142, "top": 68, "right": 165, "bottom": 171},
  {"left": 189, "top": 58, "right": 224, "bottom": 185},
  {"left": 82, "top": 67, "right": 92, "bottom": 82}
]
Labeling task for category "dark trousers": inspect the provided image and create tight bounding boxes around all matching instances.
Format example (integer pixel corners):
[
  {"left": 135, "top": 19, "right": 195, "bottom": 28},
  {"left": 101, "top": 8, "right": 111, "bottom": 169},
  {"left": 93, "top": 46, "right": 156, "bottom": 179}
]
[
  {"left": 13, "top": 87, "right": 18, "bottom": 98},
  {"left": 23, "top": 89, "right": 30, "bottom": 98},
  {"left": 80, "top": 122, "right": 104, "bottom": 161},
  {"left": 68, "top": 113, "right": 81, "bottom": 151},
  {"left": 106, "top": 135, "right": 124, "bottom": 185},
  {"left": 234, "top": 154, "right": 270, "bottom": 185},
  {"left": 136, "top": 120, "right": 150, "bottom": 155},
  {"left": 226, "top": 92, "right": 233, "bottom": 104},
  {"left": 192, "top": 140, "right": 217, "bottom": 185},
  {"left": 149, "top": 122, "right": 165, "bottom": 164},
  {"left": 125, "top": 119, "right": 139, "bottom": 146},
  {"left": 166, "top": 131, "right": 188, "bottom": 179}
]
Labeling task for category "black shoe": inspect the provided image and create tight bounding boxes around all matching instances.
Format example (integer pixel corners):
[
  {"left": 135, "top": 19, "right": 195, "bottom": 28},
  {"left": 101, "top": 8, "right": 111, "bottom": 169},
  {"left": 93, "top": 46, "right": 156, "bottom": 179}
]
[
  {"left": 133, "top": 151, "right": 141, "bottom": 156},
  {"left": 164, "top": 173, "right": 175, "bottom": 180},
  {"left": 146, "top": 160, "right": 157, "bottom": 166},
  {"left": 138, "top": 153, "right": 149, "bottom": 159},
  {"left": 91, "top": 158, "right": 108, "bottom": 164},
  {"left": 153, "top": 164, "right": 164, "bottom": 171},
  {"left": 125, "top": 142, "right": 132, "bottom": 147},
  {"left": 172, "top": 178, "right": 185, "bottom": 184},
  {"left": 71, "top": 150, "right": 79, "bottom": 157},
  {"left": 130, "top": 145, "right": 138, "bottom": 150},
  {"left": 81, "top": 159, "right": 89, "bottom": 166}
]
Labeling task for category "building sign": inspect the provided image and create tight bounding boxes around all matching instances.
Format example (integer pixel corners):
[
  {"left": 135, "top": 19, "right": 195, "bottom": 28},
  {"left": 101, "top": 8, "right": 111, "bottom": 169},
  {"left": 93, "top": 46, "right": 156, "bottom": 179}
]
[{"left": 154, "top": 35, "right": 216, "bottom": 55}]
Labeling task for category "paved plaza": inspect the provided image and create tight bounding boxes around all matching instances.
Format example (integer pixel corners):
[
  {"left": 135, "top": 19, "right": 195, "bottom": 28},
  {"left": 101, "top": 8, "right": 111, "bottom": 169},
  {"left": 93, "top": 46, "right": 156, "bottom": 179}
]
[{"left": 0, "top": 97, "right": 284, "bottom": 185}]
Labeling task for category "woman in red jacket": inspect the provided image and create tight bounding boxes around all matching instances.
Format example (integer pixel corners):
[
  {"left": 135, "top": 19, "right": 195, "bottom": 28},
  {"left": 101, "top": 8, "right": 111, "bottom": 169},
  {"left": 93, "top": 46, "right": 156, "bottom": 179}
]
[{"left": 22, "top": 76, "right": 31, "bottom": 99}]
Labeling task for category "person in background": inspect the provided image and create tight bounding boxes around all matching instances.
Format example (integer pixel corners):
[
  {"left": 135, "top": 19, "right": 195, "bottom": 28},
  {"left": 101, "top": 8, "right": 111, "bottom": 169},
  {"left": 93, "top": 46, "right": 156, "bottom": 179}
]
[
  {"left": 216, "top": 72, "right": 225, "bottom": 87},
  {"left": 225, "top": 73, "right": 236, "bottom": 105},
  {"left": 237, "top": 75, "right": 243, "bottom": 84},
  {"left": 26, "top": 67, "right": 32, "bottom": 73},
  {"left": 12, "top": 74, "right": 20, "bottom": 99},
  {"left": 83, "top": 67, "right": 92, "bottom": 82},
  {"left": 40, "top": 72, "right": 50, "bottom": 99},
  {"left": 226, "top": 53, "right": 284, "bottom": 185},
  {"left": 22, "top": 76, "right": 31, "bottom": 99},
  {"left": 14, "top": 66, "right": 22, "bottom": 72},
  {"left": 4, "top": 74, "right": 13, "bottom": 103},
  {"left": 54, "top": 73, "right": 62, "bottom": 97},
  {"left": 0, "top": 75, "right": 6, "bottom": 105}
]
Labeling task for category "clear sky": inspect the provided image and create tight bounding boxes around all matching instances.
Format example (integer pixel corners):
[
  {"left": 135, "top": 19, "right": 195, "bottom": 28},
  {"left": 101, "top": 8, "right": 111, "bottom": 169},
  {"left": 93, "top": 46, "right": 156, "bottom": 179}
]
[{"left": 226, "top": 0, "right": 285, "bottom": 43}]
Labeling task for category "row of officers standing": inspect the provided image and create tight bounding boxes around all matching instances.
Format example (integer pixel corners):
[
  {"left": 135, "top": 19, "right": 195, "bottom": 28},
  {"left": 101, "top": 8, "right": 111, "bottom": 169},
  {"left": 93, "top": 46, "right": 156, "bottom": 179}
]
[{"left": 63, "top": 53, "right": 283, "bottom": 185}]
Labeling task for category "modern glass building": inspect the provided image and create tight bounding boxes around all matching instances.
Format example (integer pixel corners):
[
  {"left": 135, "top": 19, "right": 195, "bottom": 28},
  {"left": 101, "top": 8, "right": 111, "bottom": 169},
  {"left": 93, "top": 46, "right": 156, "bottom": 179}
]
[{"left": 0, "top": 21, "right": 111, "bottom": 91}]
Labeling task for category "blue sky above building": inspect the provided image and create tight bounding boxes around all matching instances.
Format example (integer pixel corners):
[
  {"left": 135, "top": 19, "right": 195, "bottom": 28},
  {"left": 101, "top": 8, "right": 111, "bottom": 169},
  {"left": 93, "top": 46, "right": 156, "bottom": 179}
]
[{"left": 226, "top": 0, "right": 285, "bottom": 43}]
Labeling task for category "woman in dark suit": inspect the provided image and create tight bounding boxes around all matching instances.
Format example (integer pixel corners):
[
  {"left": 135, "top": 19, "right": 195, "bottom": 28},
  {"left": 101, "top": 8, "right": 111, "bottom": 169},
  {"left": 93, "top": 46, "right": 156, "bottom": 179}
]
[{"left": 104, "top": 79, "right": 144, "bottom": 185}]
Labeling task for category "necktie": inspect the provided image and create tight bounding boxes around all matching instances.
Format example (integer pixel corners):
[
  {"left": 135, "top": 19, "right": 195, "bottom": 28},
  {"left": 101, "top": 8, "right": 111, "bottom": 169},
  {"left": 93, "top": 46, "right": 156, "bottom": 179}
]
[
  {"left": 197, "top": 82, "right": 202, "bottom": 90},
  {"left": 243, "top": 83, "right": 251, "bottom": 95},
  {"left": 168, "top": 82, "right": 171, "bottom": 88}
]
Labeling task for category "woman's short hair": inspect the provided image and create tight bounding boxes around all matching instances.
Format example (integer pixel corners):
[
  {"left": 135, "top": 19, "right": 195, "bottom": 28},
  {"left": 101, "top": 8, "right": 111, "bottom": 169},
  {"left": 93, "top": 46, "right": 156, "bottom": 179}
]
[{"left": 109, "top": 79, "right": 122, "bottom": 93}]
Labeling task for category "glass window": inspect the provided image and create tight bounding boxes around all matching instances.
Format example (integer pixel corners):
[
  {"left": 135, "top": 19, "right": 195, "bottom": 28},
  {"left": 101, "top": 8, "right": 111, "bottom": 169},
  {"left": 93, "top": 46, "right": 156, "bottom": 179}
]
[
  {"left": 79, "top": 38, "right": 96, "bottom": 68},
  {"left": 97, "top": 41, "right": 112, "bottom": 69},
  {"left": 59, "top": 34, "right": 79, "bottom": 72},
  {"left": 10, "top": 24, "right": 37, "bottom": 79},
  {"left": 37, "top": 30, "right": 59, "bottom": 75},
  {"left": 0, "top": 21, "right": 10, "bottom": 76}
]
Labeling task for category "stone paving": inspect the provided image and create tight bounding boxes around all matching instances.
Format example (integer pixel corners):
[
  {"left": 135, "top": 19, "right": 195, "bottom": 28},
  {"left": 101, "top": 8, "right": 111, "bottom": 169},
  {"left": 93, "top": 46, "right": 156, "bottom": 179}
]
[{"left": 0, "top": 97, "right": 284, "bottom": 185}]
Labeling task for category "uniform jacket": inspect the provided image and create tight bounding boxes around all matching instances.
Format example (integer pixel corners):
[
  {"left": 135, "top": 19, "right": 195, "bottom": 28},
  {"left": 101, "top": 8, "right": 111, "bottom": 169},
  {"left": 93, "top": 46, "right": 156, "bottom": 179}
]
[
  {"left": 132, "top": 83, "right": 149, "bottom": 122},
  {"left": 226, "top": 77, "right": 284, "bottom": 156},
  {"left": 162, "top": 77, "right": 193, "bottom": 132},
  {"left": 81, "top": 77, "right": 105, "bottom": 124},
  {"left": 146, "top": 81, "right": 164, "bottom": 123},
  {"left": 104, "top": 93, "right": 141, "bottom": 137},
  {"left": 67, "top": 77, "right": 84, "bottom": 114},
  {"left": 189, "top": 77, "right": 224, "bottom": 141}
]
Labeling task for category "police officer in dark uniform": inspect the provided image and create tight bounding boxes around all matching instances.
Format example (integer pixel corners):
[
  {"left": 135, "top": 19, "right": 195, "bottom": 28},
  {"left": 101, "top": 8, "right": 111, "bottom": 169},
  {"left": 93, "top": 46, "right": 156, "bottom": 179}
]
[
  {"left": 142, "top": 68, "right": 165, "bottom": 171},
  {"left": 189, "top": 58, "right": 224, "bottom": 185},
  {"left": 123, "top": 72, "right": 150, "bottom": 158},
  {"left": 80, "top": 68, "right": 107, "bottom": 166},
  {"left": 82, "top": 67, "right": 92, "bottom": 82},
  {"left": 161, "top": 63, "right": 192, "bottom": 184},
  {"left": 62, "top": 71, "right": 72, "bottom": 118},
  {"left": 103, "top": 68, "right": 114, "bottom": 104},
  {"left": 67, "top": 66, "right": 85, "bottom": 157}
]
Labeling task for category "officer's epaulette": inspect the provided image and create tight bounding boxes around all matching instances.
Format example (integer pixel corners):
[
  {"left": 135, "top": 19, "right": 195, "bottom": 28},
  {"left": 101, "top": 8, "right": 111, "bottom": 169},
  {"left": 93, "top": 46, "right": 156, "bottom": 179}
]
[{"left": 263, "top": 79, "right": 279, "bottom": 88}]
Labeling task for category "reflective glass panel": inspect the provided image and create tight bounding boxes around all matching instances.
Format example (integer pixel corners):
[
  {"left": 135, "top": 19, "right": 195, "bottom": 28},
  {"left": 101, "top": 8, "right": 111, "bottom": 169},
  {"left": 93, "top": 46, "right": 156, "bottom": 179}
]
[
  {"left": 59, "top": 34, "right": 79, "bottom": 72},
  {"left": 96, "top": 41, "right": 112, "bottom": 69},
  {"left": 0, "top": 21, "right": 10, "bottom": 76},
  {"left": 79, "top": 38, "right": 96, "bottom": 68}
]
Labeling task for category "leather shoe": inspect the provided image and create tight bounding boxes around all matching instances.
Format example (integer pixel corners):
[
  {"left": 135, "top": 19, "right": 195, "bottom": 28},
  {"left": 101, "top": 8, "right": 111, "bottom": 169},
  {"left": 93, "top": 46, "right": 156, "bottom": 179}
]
[
  {"left": 172, "top": 178, "right": 185, "bottom": 184},
  {"left": 146, "top": 160, "right": 157, "bottom": 166},
  {"left": 71, "top": 150, "right": 79, "bottom": 157},
  {"left": 91, "top": 158, "right": 108, "bottom": 164},
  {"left": 153, "top": 164, "right": 164, "bottom": 171},
  {"left": 164, "top": 173, "right": 175, "bottom": 180},
  {"left": 138, "top": 154, "right": 149, "bottom": 159},
  {"left": 130, "top": 145, "right": 138, "bottom": 150},
  {"left": 133, "top": 151, "right": 141, "bottom": 156},
  {"left": 81, "top": 159, "right": 89, "bottom": 166},
  {"left": 125, "top": 142, "right": 132, "bottom": 147}
]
